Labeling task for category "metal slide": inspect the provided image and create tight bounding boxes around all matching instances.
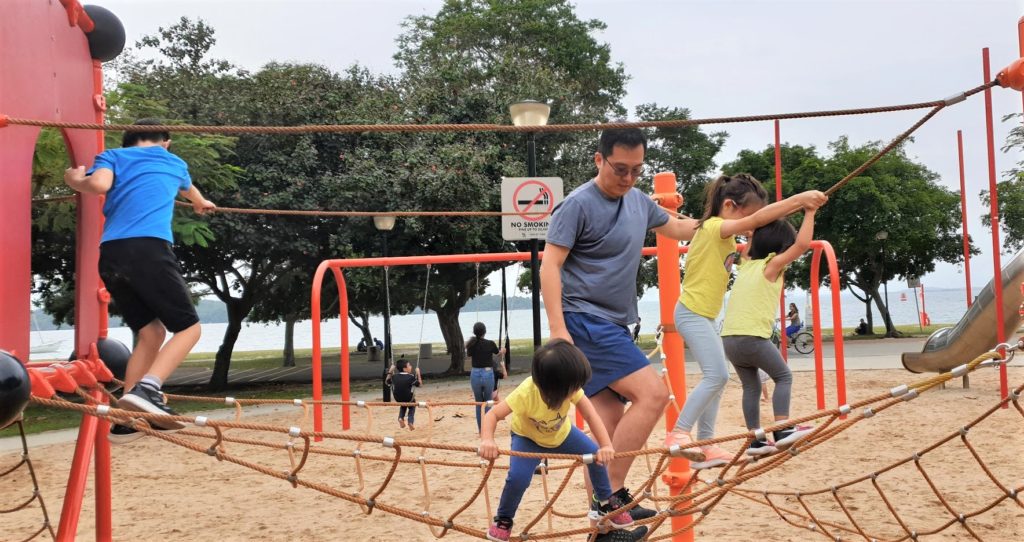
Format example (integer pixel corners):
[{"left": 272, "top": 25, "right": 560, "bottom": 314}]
[{"left": 902, "top": 250, "right": 1024, "bottom": 373}]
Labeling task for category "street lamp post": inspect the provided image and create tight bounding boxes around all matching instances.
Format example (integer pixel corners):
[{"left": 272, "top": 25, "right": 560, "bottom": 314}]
[
  {"left": 509, "top": 100, "right": 551, "bottom": 351},
  {"left": 374, "top": 215, "right": 396, "bottom": 402},
  {"left": 876, "top": 230, "right": 890, "bottom": 333}
]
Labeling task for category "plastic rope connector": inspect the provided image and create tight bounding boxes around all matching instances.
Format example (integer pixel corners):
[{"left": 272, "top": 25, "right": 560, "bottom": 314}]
[
  {"left": 382, "top": 437, "right": 395, "bottom": 448},
  {"left": 862, "top": 407, "right": 875, "bottom": 418},
  {"left": 838, "top": 404, "right": 851, "bottom": 416},
  {"left": 889, "top": 384, "right": 909, "bottom": 397},
  {"left": 224, "top": 397, "right": 236, "bottom": 405},
  {"left": 293, "top": 399, "right": 303, "bottom": 406},
  {"left": 942, "top": 92, "right": 967, "bottom": 105},
  {"left": 194, "top": 416, "right": 208, "bottom": 427},
  {"left": 486, "top": 400, "right": 494, "bottom": 407},
  {"left": 901, "top": 389, "right": 919, "bottom": 402},
  {"left": 353, "top": 449, "right": 361, "bottom": 457},
  {"left": 951, "top": 364, "right": 968, "bottom": 377},
  {"left": 288, "top": 426, "right": 301, "bottom": 438},
  {"left": 418, "top": 401, "right": 427, "bottom": 407},
  {"left": 668, "top": 444, "right": 682, "bottom": 457},
  {"left": 754, "top": 428, "right": 766, "bottom": 441},
  {"left": 96, "top": 405, "right": 110, "bottom": 415},
  {"left": 357, "top": 400, "right": 366, "bottom": 407},
  {"left": 581, "top": 453, "right": 594, "bottom": 464},
  {"left": 667, "top": 394, "right": 676, "bottom": 402}
]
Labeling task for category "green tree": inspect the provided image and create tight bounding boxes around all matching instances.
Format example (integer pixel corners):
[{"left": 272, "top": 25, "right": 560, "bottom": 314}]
[
  {"left": 981, "top": 115, "right": 1024, "bottom": 252},
  {"left": 381, "top": 0, "right": 632, "bottom": 372},
  {"left": 722, "top": 138, "right": 969, "bottom": 336}
]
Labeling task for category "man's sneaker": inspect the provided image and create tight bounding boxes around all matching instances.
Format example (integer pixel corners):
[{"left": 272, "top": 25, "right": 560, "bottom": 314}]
[
  {"left": 486, "top": 516, "right": 513, "bottom": 542},
  {"left": 612, "top": 487, "right": 657, "bottom": 521},
  {"left": 595, "top": 495, "right": 634, "bottom": 529},
  {"left": 108, "top": 423, "right": 144, "bottom": 444},
  {"left": 774, "top": 425, "right": 814, "bottom": 450},
  {"left": 118, "top": 385, "right": 185, "bottom": 430},
  {"left": 663, "top": 431, "right": 705, "bottom": 462},
  {"left": 593, "top": 525, "right": 648, "bottom": 541},
  {"left": 745, "top": 439, "right": 777, "bottom": 457},
  {"left": 690, "top": 444, "right": 732, "bottom": 469}
]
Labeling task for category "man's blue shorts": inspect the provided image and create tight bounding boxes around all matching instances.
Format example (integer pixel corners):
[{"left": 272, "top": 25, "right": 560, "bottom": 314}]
[{"left": 564, "top": 311, "right": 651, "bottom": 400}]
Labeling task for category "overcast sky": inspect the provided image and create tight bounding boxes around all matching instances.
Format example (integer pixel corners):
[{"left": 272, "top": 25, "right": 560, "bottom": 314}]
[{"left": 98, "top": 0, "right": 1024, "bottom": 294}]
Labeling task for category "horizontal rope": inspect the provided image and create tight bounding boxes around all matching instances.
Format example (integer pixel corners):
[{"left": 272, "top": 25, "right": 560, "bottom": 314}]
[{"left": 2, "top": 82, "right": 994, "bottom": 135}]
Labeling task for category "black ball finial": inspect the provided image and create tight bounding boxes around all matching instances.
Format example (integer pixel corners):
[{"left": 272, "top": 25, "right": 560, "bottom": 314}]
[{"left": 83, "top": 5, "right": 126, "bottom": 62}]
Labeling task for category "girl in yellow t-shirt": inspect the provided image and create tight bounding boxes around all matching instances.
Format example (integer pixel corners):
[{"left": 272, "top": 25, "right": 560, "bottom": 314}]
[
  {"left": 479, "top": 340, "right": 634, "bottom": 541},
  {"left": 665, "top": 174, "right": 827, "bottom": 469},
  {"left": 721, "top": 210, "right": 817, "bottom": 458}
]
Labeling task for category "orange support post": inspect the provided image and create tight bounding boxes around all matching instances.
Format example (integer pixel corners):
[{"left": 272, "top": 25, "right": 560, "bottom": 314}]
[
  {"left": 653, "top": 172, "right": 693, "bottom": 542},
  {"left": 982, "top": 48, "right": 1009, "bottom": 401},
  {"left": 809, "top": 241, "right": 848, "bottom": 411}
]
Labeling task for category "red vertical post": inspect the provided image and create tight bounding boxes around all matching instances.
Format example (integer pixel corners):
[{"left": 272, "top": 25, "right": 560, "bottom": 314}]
[
  {"left": 1019, "top": 17, "right": 1024, "bottom": 118},
  {"left": 654, "top": 172, "right": 693, "bottom": 542},
  {"left": 774, "top": 120, "right": 788, "bottom": 360},
  {"left": 957, "top": 130, "right": 973, "bottom": 308},
  {"left": 982, "top": 48, "right": 1009, "bottom": 400}
]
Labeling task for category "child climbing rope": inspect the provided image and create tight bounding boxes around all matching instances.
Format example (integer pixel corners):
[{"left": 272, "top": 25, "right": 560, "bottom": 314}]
[
  {"left": 721, "top": 210, "right": 819, "bottom": 457},
  {"left": 665, "top": 173, "right": 826, "bottom": 468},
  {"left": 479, "top": 340, "right": 633, "bottom": 541},
  {"left": 390, "top": 359, "right": 421, "bottom": 430}
]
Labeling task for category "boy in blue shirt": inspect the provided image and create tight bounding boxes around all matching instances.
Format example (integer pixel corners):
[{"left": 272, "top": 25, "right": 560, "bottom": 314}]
[{"left": 64, "top": 119, "right": 215, "bottom": 441}]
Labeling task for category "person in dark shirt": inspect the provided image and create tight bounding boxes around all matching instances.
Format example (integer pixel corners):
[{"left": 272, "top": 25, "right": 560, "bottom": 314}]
[
  {"left": 391, "top": 359, "right": 422, "bottom": 430},
  {"left": 466, "top": 322, "right": 506, "bottom": 432}
]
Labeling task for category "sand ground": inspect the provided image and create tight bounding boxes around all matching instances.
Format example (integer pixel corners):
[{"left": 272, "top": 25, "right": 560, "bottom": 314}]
[{"left": 3, "top": 366, "right": 1022, "bottom": 541}]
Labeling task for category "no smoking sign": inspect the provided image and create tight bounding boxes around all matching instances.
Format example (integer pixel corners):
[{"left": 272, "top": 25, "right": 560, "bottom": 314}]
[{"left": 501, "top": 177, "right": 564, "bottom": 241}]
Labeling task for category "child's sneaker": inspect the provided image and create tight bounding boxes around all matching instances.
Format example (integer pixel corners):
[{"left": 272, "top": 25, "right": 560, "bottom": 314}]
[
  {"left": 118, "top": 384, "right": 185, "bottom": 430},
  {"left": 690, "top": 445, "right": 732, "bottom": 469},
  {"left": 745, "top": 439, "right": 777, "bottom": 457},
  {"left": 399, "top": 419, "right": 406, "bottom": 428},
  {"left": 663, "top": 431, "right": 705, "bottom": 462},
  {"left": 774, "top": 425, "right": 814, "bottom": 449},
  {"left": 486, "top": 516, "right": 513, "bottom": 542},
  {"left": 108, "top": 423, "right": 144, "bottom": 444},
  {"left": 592, "top": 492, "right": 635, "bottom": 528},
  {"left": 593, "top": 526, "right": 649, "bottom": 541},
  {"left": 613, "top": 487, "right": 657, "bottom": 521}
]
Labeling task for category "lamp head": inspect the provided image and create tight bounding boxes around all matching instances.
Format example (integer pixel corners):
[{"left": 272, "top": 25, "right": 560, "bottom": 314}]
[
  {"left": 373, "top": 216, "right": 396, "bottom": 231},
  {"left": 509, "top": 100, "right": 551, "bottom": 127}
]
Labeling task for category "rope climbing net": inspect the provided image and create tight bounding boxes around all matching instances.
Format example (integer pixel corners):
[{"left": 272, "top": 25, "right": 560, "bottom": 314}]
[
  {"left": 15, "top": 341, "right": 1023, "bottom": 541},
  {"left": 0, "top": 421, "right": 55, "bottom": 542}
]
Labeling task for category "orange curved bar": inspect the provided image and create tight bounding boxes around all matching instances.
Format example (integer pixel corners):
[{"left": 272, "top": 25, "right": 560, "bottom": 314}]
[{"left": 809, "top": 241, "right": 848, "bottom": 412}]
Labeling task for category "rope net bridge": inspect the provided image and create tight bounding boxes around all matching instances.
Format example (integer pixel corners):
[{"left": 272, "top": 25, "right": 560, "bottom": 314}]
[{"left": 8, "top": 341, "right": 1022, "bottom": 541}]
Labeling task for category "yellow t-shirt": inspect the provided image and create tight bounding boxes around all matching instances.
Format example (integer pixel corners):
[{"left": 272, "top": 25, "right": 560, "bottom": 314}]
[
  {"left": 504, "top": 377, "right": 584, "bottom": 448},
  {"left": 721, "top": 255, "right": 783, "bottom": 339},
  {"left": 680, "top": 217, "right": 738, "bottom": 318}
]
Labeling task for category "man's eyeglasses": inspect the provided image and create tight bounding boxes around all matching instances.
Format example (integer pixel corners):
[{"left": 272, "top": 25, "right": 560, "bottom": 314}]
[{"left": 605, "top": 160, "right": 645, "bottom": 179}]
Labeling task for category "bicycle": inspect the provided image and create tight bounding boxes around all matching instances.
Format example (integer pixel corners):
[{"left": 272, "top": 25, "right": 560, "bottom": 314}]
[{"left": 771, "top": 321, "right": 815, "bottom": 355}]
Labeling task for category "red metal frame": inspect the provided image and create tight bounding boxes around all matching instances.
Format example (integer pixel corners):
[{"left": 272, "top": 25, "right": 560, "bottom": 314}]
[
  {"left": 982, "top": 47, "right": 1009, "bottom": 401},
  {"left": 311, "top": 243, "right": 849, "bottom": 434},
  {"left": 957, "top": 130, "right": 973, "bottom": 308}
]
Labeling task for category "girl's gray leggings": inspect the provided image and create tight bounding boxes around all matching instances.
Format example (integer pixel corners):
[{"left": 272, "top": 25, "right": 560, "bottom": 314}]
[{"left": 722, "top": 335, "right": 793, "bottom": 430}]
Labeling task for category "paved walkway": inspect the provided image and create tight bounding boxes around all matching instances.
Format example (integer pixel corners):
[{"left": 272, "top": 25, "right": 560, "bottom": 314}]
[{"left": 164, "top": 337, "right": 931, "bottom": 386}]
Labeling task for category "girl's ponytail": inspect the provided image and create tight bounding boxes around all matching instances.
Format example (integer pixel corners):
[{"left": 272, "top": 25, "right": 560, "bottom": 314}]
[{"left": 698, "top": 173, "right": 769, "bottom": 226}]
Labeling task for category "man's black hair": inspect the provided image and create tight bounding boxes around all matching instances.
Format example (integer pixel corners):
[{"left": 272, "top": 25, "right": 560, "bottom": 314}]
[
  {"left": 122, "top": 118, "right": 170, "bottom": 148},
  {"left": 598, "top": 128, "right": 647, "bottom": 157}
]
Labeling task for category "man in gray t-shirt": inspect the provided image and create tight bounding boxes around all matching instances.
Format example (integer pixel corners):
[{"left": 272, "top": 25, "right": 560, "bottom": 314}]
[{"left": 540, "top": 128, "right": 698, "bottom": 528}]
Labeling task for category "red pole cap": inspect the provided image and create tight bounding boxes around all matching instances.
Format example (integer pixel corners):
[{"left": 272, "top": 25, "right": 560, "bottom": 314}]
[
  {"left": 996, "top": 57, "right": 1024, "bottom": 91},
  {"left": 0, "top": 114, "right": 8, "bottom": 128}
]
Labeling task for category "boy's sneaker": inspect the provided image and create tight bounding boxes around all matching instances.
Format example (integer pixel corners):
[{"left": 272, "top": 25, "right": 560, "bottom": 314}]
[
  {"left": 486, "top": 516, "right": 513, "bottom": 542},
  {"left": 108, "top": 423, "right": 144, "bottom": 444},
  {"left": 774, "top": 425, "right": 814, "bottom": 450},
  {"left": 593, "top": 526, "right": 648, "bottom": 541},
  {"left": 690, "top": 445, "right": 732, "bottom": 469},
  {"left": 745, "top": 439, "right": 777, "bottom": 457},
  {"left": 663, "top": 431, "right": 706, "bottom": 462},
  {"left": 118, "top": 385, "right": 186, "bottom": 430}
]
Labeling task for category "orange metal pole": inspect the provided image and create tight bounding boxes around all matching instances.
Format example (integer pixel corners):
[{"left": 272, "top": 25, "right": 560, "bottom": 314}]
[
  {"left": 957, "top": 130, "right": 973, "bottom": 308},
  {"left": 982, "top": 48, "right": 1009, "bottom": 400},
  {"left": 775, "top": 120, "right": 788, "bottom": 360},
  {"left": 809, "top": 247, "right": 826, "bottom": 409},
  {"left": 653, "top": 172, "right": 693, "bottom": 542},
  {"left": 815, "top": 241, "right": 848, "bottom": 411}
]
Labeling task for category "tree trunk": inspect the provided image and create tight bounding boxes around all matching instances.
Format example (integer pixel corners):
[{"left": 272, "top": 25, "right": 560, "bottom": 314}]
[
  {"left": 210, "top": 302, "right": 244, "bottom": 391},
  {"left": 435, "top": 306, "right": 466, "bottom": 374},
  {"left": 849, "top": 285, "right": 876, "bottom": 335},
  {"left": 869, "top": 287, "right": 899, "bottom": 337},
  {"left": 282, "top": 315, "right": 296, "bottom": 367},
  {"left": 348, "top": 310, "right": 373, "bottom": 350}
]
